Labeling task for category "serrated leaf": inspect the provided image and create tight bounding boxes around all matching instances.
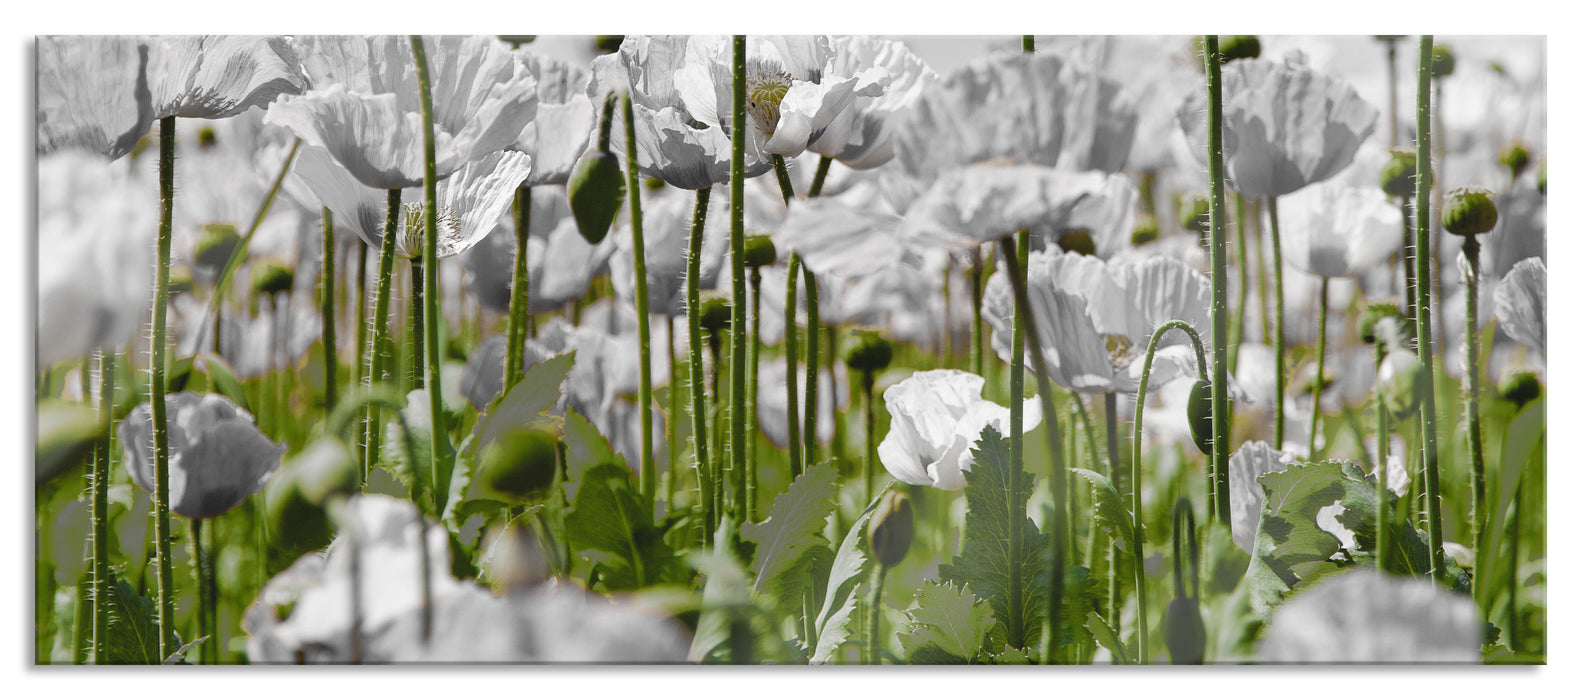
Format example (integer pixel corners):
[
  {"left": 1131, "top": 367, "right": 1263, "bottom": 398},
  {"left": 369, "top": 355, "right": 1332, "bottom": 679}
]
[
  {"left": 473, "top": 352, "right": 574, "bottom": 457},
  {"left": 101, "top": 575, "right": 177, "bottom": 665},
  {"left": 742, "top": 461, "right": 838, "bottom": 617},
  {"left": 1086, "top": 611, "right": 1131, "bottom": 664},
  {"left": 809, "top": 498, "right": 878, "bottom": 664},
  {"left": 559, "top": 406, "right": 622, "bottom": 504},
  {"left": 936, "top": 425, "right": 1048, "bottom": 651},
  {"left": 1071, "top": 468, "right": 1136, "bottom": 553},
  {"left": 162, "top": 636, "right": 208, "bottom": 665},
  {"left": 564, "top": 462, "right": 679, "bottom": 591},
  {"left": 989, "top": 645, "right": 1035, "bottom": 664},
  {"left": 1254, "top": 459, "right": 1352, "bottom": 590},
  {"left": 900, "top": 581, "right": 996, "bottom": 664}
]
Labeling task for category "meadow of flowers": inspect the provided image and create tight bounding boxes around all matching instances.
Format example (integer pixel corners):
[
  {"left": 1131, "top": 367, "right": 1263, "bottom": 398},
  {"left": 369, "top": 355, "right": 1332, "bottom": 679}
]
[{"left": 32, "top": 33, "right": 1547, "bottom": 666}]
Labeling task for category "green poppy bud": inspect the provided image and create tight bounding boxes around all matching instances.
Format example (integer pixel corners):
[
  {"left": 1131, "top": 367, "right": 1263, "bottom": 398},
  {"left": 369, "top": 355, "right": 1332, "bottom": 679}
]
[
  {"left": 1359, "top": 302, "right": 1405, "bottom": 345},
  {"left": 1430, "top": 44, "right": 1456, "bottom": 78},
  {"left": 644, "top": 177, "right": 666, "bottom": 192},
  {"left": 699, "top": 296, "right": 732, "bottom": 337},
  {"left": 1056, "top": 228, "right": 1097, "bottom": 257},
  {"left": 594, "top": 35, "right": 624, "bottom": 54},
  {"left": 1442, "top": 187, "right": 1499, "bottom": 237},
  {"left": 193, "top": 222, "right": 241, "bottom": 270},
  {"left": 497, "top": 35, "right": 536, "bottom": 49},
  {"left": 264, "top": 471, "right": 334, "bottom": 556},
  {"left": 1379, "top": 148, "right": 1430, "bottom": 199},
  {"left": 1378, "top": 348, "right": 1425, "bottom": 420},
  {"left": 867, "top": 490, "right": 914, "bottom": 570},
  {"left": 168, "top": 266, "right": 195, "bottom": 296},
  {"left": 477, "top": 428, "right": 560, "bottom": 504},
  {"left": 843, "top": 329, "right": 894, "bottom": 374},
  {"left": 251, "top": 259, "right": 294, "bottom": 297},
  {"left": 1131, "top": 214, "right": 1159, "bottom": 246},
  {"left": 1164, "top": 596, "right": 1207, "bottom": 665},
  {"left": 567, "top": 149, "right": 626, "bottom": 245},
  {"left": 1179, "top": 194, "right": 1211, "bottom": 236},
  {"left": 1498, "top": 371, "right": 1541, "bottom": 409},
  {"left": 1186, "top": 379, "right": 1213, "bottom": 456},
  {"left": 197, "top": 126, "right": 217, "bottom": 150},
  {"left": 1499, "top": 142, "right": 1531, "bottom": 180},
  {"left": 743, "top": 234, "right": 777, "bottom": 268},
  {"left": 1218, "top": 35, "right": 1261, "bottom": 63}
]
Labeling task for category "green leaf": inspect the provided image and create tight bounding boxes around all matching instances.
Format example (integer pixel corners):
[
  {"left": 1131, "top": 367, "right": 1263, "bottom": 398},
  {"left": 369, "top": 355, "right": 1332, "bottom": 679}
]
[
  {"left": 197, "top": 354, "right": 250, "bottom": 414},
  {"left": 1478, "top": 397, "right": 1544, "bottom": 613},
  {"left": 473, "top": 352, "right": 574, "bottom": 457},
  {"left": 1057, "top": 566, "right": 1102, "bottom": 648},
  {"left": 988, "top": 645, "right": 1035, "bottom": 665},
  {"left": 899, "top": 580, "right": 996, "bottom": 664},
  {"left": 101, "top": 574, "right": 178, "bottom": 665},
  {"left": 563, "top": 462, "right": 679, "bottom": 591},
  {"left": 1086, "top": 611, "right": 1131, "bottom": 664},
  {"left": 742, "top": 460, "right": 838, "bottom": 617},
  {"left": 559, "top": 406, "right": 622, "bottom": 504},
  {"left": 809, "top": 497, "right": 877, "bottom": 664},
  {"left": 936, "top": 425, "right": 1048, "bottom": 651},
  {"left": 1253, "top": 459, "right": 1352, "bottom": 590},
  {"left": 1071, "top": 468, "right": 1136, "bottom": 553}
]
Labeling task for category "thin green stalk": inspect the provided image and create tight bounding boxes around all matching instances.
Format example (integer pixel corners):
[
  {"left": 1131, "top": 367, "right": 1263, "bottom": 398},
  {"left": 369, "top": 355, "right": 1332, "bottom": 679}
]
[
  {"left": 1400, "top": 202, "right": 1418, "bottom": 340},
  {"left": 91, "top": 350, "right": 114, "bottom": 663},
  {"left": 1232, "top": 193, "right": 1248, "bottom": 373},
  {"left": 1267, "top": 196, "right": 1287, "bottom": 450},
  {"left": 861, "top": 370, "right": 876, "bottom": 506},
  {"left": 1133, "top": 320, "right": 1210, "bottom": 664},
  {"left": 188, "top": 518, "right": 210, "bottom": 664},
  {"left": 1006, "top": 230, "right": 1029, "bottom": 650},
  {"left": 1252, "top": 199, "right": 1270, "bottom": 343},
  {"left": 409, "top": 259, "right": 425, "bottom": 389},
  {"left": 803, "top": 266, "right": 820, "bottom": 466},
  {"left": 1413, "top": 35, "right": 1446, "bottom": 576},
  {"left": 321, "top": 208, "right": 338, "bottom": 413},
  {"left": 748, "top": 267, "right": 762, "bottom": 520},
  {"left": 686, "top": 188, "right": 714, "bottom": 547},
  {"left": 1309, "top": 277, "right": 1330, "bottom": 458},
  {"left": 785, "top": 253, "right": 804, "bottom": 478},
  {"left": 668, "top": 320, "right": 680, "bottom": 510},
  {"left": 808, "top": 156, "right": 832, "bottom": 198},
  {"left": 364, "top": 189, "right": 401, "bottom": 479},
  {"left": 1462, "top": 235, "right": 1486, "bottom": 575},
  {"left": 1104, "top": 392, "right": 1122, "bottom": 624},
  {"left": 150, "top": 114, "right": 177, "bottom": 659},
  {"left": 1204, "top": 36, "right": 1234, "bottom": 524},
  {"left": 771, "top": 154, "right": 795, "bottom": 204},
  {"left": 969, "top": 249, "right": 983, "bottom": 377},
  {"left": 411, "top": 35, "right": 452, "bottom": 517},
  {"left": 1375, "top": 340, "right": 1391, "bottom": 572},
  {"left": 354, "top": 239, "right": 368, "bottom": 408},
  {"left": 504, "top": 186, "right": 532, "bottom": 390},
  {"left": 994, "top": 237, "right": 1067, "bottom": 666},
  {"left": 728, "top": 35, "right": 748, "bottom": 531},
  {"left": 623, "top": 92, "right": 657, "bottom": 501},
  {"left": 868, "top": 565, "right": 888, "bottom": 665},
  {"left": 1385, "top": 38, "right": 1400, "bottom": 147},
  {"left": 1508, "top": 481, "right": 1522, "bottom": 651}
]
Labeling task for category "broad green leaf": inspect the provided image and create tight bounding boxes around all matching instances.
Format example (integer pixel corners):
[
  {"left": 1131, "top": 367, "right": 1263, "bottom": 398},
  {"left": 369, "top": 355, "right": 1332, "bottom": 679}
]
[
  {"left": 1086, "top": 611, "right": 1131, "bottom": 664},
  {"left": 559, "top": 406, "right": 622, "bottom": 504},
  {"left": 742, "top": 460, "right": 838, "bottom": 617},
  {"left": 196, "top": 354, "right": 250, "bottom": 414},
  {"left": 473, "top": 352, "right": 574, "bottom": 457},
  {"left": 688, "top": 521, "right": 806, "bottom": 664},
  {"left": 564, "top": 462, "right": 679, "bottom": 591},
  {"left": 989, "top": 645, "right": 1035, "bottom": 664},
  {"left": 809, "top": 497, "right": 878, "bottom": 664},
  {"left": 101, "top": 574, "right": 178, "bottom": 665},
  {"left": 1071, "top": 468, "right": 1135, "bottom": 553},
  {"left": 937, "top": 425, "right": 1049, "bottom": 651},
  {"left": 1254, "top": 459, "right": 1353, "bottom": 590},
  {"left": 899, "top": 581, "right": 996, "bottom": 664},
  {"left": 1057, "top": 566, "right": 1102, "bottom": 648}
]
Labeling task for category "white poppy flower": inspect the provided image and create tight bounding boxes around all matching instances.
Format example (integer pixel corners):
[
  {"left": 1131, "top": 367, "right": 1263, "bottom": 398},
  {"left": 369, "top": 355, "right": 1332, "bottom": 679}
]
[
  {"left": 148, "top": 36, "right": 310, "bottom": 120},
  {"left": 1495, "top": 257, "right": 1545, "bottom": 356},
  {"left": 1259, "top": 569, "right": 1482, "bottom": 663},
  {"left": 120, "top": 392, "right": 285, "bottom": 519},
  {"left": 36, "top": 36, "right": 153, "bottom": 160},
  {"left": 1228, "top": 440, "right": 1297, "bottom": 555},
  {"left": 878, "top": 369, "right": 1041, "bottom": 490}
]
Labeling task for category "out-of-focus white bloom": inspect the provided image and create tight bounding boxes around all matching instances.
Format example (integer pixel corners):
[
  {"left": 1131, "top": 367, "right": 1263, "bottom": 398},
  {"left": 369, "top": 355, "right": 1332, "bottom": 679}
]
[
  {"left": 119, "top": 392, "right": 284, "bottom": 519},
  {"left": 610, "top": 184, "right": 732, "bottom": 317},
  {"left": 36, "top": 36, "right": 153, "bottom": 160},
  {"left": 807, "top": 36, "right": 936, "bottom": 169},
  {"left": 1258, "top": 569, "right": 1482, "bottom": 663},
  {"left": 1279, "top": 181, "right": 1401, "bottom": 279},
  {"left": 778, "top": 198, "right": 908, "bottom": 278},
  {"left": 1495, "top": 257, "right": 1545, "bottom": 356},
  {"left": 512, "top": 51, "right": 595, "bottom": 187},
  {"left": 211, "top": 295, "right": 324, "bottom": 380},
  {"left": 903, "top": 164, "right": 1131, "bottom": 249},
  {"left": 1228, "top": 440, "right": 1297, "bottom": 555},
  {"left": 757, "top": 357, "right": 848, "bottom": 449},
  {"left": 878, "top": 370, "right": 1041, "bottom": 490},
  {"left": 148, "top": 36, "right": 309, "bottom": 120},
  {"left": 463, "top": 189, "right": 614, "bottom": 314}
]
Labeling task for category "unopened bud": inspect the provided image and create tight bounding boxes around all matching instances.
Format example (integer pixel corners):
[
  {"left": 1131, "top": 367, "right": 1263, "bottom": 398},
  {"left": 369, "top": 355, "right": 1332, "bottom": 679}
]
[
  {"left": 1442, "top": 187, "right": 1498, "bottom": 237},
  {"left": 477, "top": 428, "right": 560, "bottom": 503},
  {"left": 743, "top": 234, "right": 778, "bottom": 268},
  {"left": 867, "top": 490, "right": 914, "bottom": 569},
  {"left": 843, "top": 329, "right": 894, "bottom": 375},
  {"left": 193, "top": 222, "right": 241, "bottom": 270},
  {"left": 251, "top": 260, "right": 294, "bottom": 297}
]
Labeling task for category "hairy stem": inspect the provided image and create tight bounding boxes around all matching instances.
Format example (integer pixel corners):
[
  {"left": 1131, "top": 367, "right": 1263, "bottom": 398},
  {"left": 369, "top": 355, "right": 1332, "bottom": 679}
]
[
  {"left": 411, "top": 36, "right": 452, "bottom": 517},
  {"left": 785, "top": 253, "right": 804, "bottom": 478},
  {"left": 1204, "top": 36, "right": 1233, "bottom": 522},
  {"left": 623, "top": 93, "right": 657, "bottom": 501},
  {"left": 504, "top": 186, "right": 532, "bottom": 391},
  {"left": 728, "top": 35, "right": 748, "bottom": 530},
  {"left": 1310, "top": 277, "right": 1330, "bottom": 459},
  {"left": 150, "top": 115, "right": 176, "bottom": 659},
  {"left": 686, "top": 188, "right": 714, "bottom": 547},
  {"left": 1413, "top": 35, "right": 1446, "bottom": 576}
]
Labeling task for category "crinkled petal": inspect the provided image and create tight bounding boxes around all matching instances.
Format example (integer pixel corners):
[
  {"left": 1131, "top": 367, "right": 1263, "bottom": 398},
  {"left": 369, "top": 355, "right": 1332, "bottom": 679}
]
[
  {"left": 149, "top": 36, "right": 309, "bottom": 120},
  {"left": 36, "top": 36, "right": 153, "bottom": 159},
  {"left": 1495, "top": 256, "right": 1546, "bottom": 354}
]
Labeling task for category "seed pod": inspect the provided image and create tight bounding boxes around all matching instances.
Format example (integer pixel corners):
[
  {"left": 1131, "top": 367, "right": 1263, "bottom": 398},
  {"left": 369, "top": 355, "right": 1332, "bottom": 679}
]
[
  {"left": 1359, "top": 302, "right": 1405, "bottom": 344},
  {"left": 477, "top": 428, "right": 560, "bottom": 504},
  {"left": 843, "top": 330, "right": 894, "bottom": 374},
  {"left": 1056, "top": 228, "right": 1096, "bottom": 257},
  {"left": 1164, "top": 596, "right": 1207, "bottom": 665},
  {"left": 594, "top": 35, "right": 624, "bottom": 54},
  {"left": 1219, "top": 35, "right": 1262, "bottom": 63},
  {"left": 194, "top": 222, "right": 242, "bottom": 270},
  {"left": 1378, "top": 348, "right": 1426, "bottom": 420},
  {"left": 168, "top": 266, "right": 196, "bottom": 296},
  {"left": 567, "top": 149, "right": 626, "bottom": 245},
  {"left": 251, "top": 259, "right": 294, "bottom": 297},
  {"left": 699, "top": 296, "right": 732, "bottom": 337},
  {"left": 1379, "top": 148, "right": 1430, "bottom": 199},
  {"left": 1442, "top": 187, "right": 1499, "bottom": 237},
  {"left": 1131, "top": 214, "right": 1159, "bottom": 246},
  {"left": 867, "top": 490, "right": 914, "bottom": 570},
  {"left": 1500, "top": 142, "right": 1531, "bottom": 180},
  {"left": 743, "top": 234, "right": 777, "bottom": 268},
  {"left": 1179, "top": 194, "right": 1211, "bottom": 237},
  {"left": 1498, "top": 371, "right": 1541, "bottom": 409},
  {"left": 1430, "top": 44, "right": 1456, "bottom": 78},
  {"left": 1186, "top": 378, "right": 1213, "bottom": 456}
]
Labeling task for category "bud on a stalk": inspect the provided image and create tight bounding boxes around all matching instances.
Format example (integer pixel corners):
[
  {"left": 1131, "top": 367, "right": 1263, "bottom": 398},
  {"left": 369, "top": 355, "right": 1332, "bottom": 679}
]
[
  {"left": 1218, "top": 35, "right": 1262, "bottom": 63},
  {"left": 699, "top": 296, "right": 732, "bottom": 337},
  {"left": 477, "top": 428, "right": 560, "bottom": 503},
  {"left": 264, "top": 469, "right": 333, "bottom": 556},
  {"left": 743, "top": 234, "right": 777, "bottom": 269},
  {"left": 251, "top": 259, "right": 294, "bottom": 297},
  {"left": 1056, "top": 228, "right": 1097, "bottom": 257},
  {"left": 1378, "top": 348, "right": 1426, "bottom": 420},
  {"left": 567, "top": 149, "right": 625, "bottom": 245},
  {"left": 197, "top": 126, "right": 217, "bottom": 150},
  {"left": 168, "top": 266, "right": 195, "bottom": 296},
  {"left": 1359, "top": 302, "right": 1405, "bottom": 345},
  {"left": 1131, "top": 215, "right": 1159, "bottom": 246},
  {"left": 1498, "top": 371, "right": 1541, "bottom": 409},
  {"left": 867, "top": 490, "right": 914, "bottom": 570},
  {"left": 1442, "top": 187, "right": 1499, "bottom": 237},
  {"left": 1430, "top": 44, "right": 1456, "bottom": 78},
  {"left": 843, "top": 330, "right": 894, "bottom": 375},
  {"left": 1500, "top": 142, "right": 1531, "bottom": 180},
  {"left": 194, "top": 222, "right": 241, "bottom": 270},
  {"left": 1379, "top": 149, "right": 1430, "bottom": 199},
  {"left": 1164, "top": 596, "right": 1207, "bottom": 664},
  {"left": 1186, "top": 378, "right": 1214, "bottom": 456},
  {"left": 1179, "top": 194, "right": 1211, "bottom": 237}
]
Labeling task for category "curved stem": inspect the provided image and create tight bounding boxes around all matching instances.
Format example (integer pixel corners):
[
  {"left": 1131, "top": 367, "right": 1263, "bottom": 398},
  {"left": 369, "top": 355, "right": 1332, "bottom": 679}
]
[
  {"left": 411, "top": 36, "right": 451, "bottom": 519},
  {"left": 808, "top": 156, "right": 832, "bottom": 198},
  {"left": 1462, "top": 235, "right": 1486, "bottom": 578},
  {"left": 364, "top": 189, "right": 401, "bottom": 479},
  {"left": 785, "top": 253, "right": 803, "bottom": 478},
  {"left": 150, "top": 115, "right": 176, "bottom": 659},
  {"left": 803, "top": 266, "right": 821, "bottom": 466},
  {"left": 728, "top": 35, "right": 748, "bottom": 530},
  {"left": 1204, "top": 36, "right": 1233, "bottom": 524},
  {"left": 686, "top": 188, "right": 713, "bottom": 547},
  {"left": 623, "top": 92, "right": 656, "bottom": 501},
  {"left": 321, "top": 208, "right": 338, "bottom": 413},
  {"left": 1006, "top": 230, "right": 1028, "bottom": 650},
  {"left": 1132, "top": 319, "right": 1210, "bottom": 664},
  {"left": 1267, "top": 196, "right": 1287, "bottom": 450},
  {"left": 1374, "top": 339, "right": 1392, "bottom": 571},
  {"left": 771, "top": 154, "right": 795, "bottom": 204},
  {"left": 504, "top": 186, "right": 532, "bottom": 391},
  {"left": 1309, "top": 277, "right": 1330, "bottom": 458},
  {"left": 1413, "top": 35, "right": 1445, "bottom": 576}
]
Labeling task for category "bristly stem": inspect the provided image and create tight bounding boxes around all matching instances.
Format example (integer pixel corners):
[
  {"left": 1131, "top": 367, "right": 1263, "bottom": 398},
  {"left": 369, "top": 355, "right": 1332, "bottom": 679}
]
[
  {"left": 504, "top": 186, "right": 532, "bottom": 391},
  {"left": 365, "top": 188, "right": 401, "bottom": 480},
  {"left": 785, "top": 253, "right": 804, "bottom": 478},
  {"left": 150, "top": 114, "right": 176, "bottom": 659},
  {"left": 1267, "top": 196, "right": 1287, "bottom": 450},
  {"left": 969, "top": 248, "right": 984, "bottom": 377},
  {"left": 1374, "top": 339, "right": 1392, "bottom": 572},
  {"left": 187, "top": 518, "right": 209, "bottom": 664},
  {"left": 1400, "top": 201, "right": 1419, "bottom": 340},
  {"left": 1104, "top": 392, "right": 1123, "bottom": 624},
  {"left": 321, "top": 208, "right": 338, "bottom": 413},
  {"left": 1461, "top": 234, "right": 1487, "bottom": 580},
  {"left": 91, "top": 350, "right": 114, "bottom": 663},
  {"left": 809, "top": 156, "right": 833, "bottom": 198},
  {"left": 771, "top": 154, "right": 795, "bottom": 204},
  {"left": 728, "top": 35, "right": 749, "bottom": 531},
  {"left": 1309, "top": 277, "right": 1330, "bottom": 459},
  {"left": 1006, "top": 230, "right": 1029, "bottom": 650},
  {"left": 803, "top": 266, "right": 820, "bottom": 466},
  {"left": 409, "top": 258, "right": 425, "bottom": 389},
  {"left": 748, "top": 267, "right": 763, "bottom": 521},
  {"left": 1413, "top": 35, "right": 1446, "bottom": 576},
  {"left": 1204, "top": 36, "right": 1233, "bottom": 523},
  {"left": 1133, "top": 320, "right": 1210, "bottom": 664},
  {"left": 411, "top": 35, "right": 452, "bottom": 517},
  {"left": 623, "top": 92, "right": 657, "bottom": 501},
  {"left": 686, "top": 188, "right": 713, "bottom": 547}
]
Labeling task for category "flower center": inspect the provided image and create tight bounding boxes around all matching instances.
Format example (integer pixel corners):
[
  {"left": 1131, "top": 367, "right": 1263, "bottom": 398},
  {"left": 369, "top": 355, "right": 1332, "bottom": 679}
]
[
  {"left": 1104, "top": 334, "right": 1137, "bottom": 372},
  {"left": 746, "top": 63, "right": 794, "bottom": 138},
  {"left": 400, "top": 203, "right": 462, "bottom": 259}
]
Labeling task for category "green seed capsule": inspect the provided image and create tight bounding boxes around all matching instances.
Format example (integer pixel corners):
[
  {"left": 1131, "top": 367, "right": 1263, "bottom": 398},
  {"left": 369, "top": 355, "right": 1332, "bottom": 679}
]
[
  {"left": 251, "top": 259, "right": 294, "bottom": 297},
  {"left": 1379, "top": 148, "right": 1430, "bottom": 199},
  {"left": 1430, "top": 44, "right": 1456, "bottom": 78},
  {"left": 1179, "top": 194, "right": 1211, "bottom": 237},
  {"left": 1378, "top": 349, "right": 1425, "bottom": 420},
  {"left": 743, "top": 234, "right": 778, "bottom": 268},
  {"left": 1131, "top": 214, "right": 1159, "bottom": 246},
  {"left": 1056, "top": 228, "right": 1096, "bottom": 257},
  {"left": 1500, "top": 142, "right": 1531, "bottom": 180},
  {"left": 843, "top": 329, "right": 894, "bottom": 374},
  {"left": 594, "top": 35, "right": 624, "bottom": 54},
  {"left": 699, "top": 296, "right": 732, "bottom": 337},
  {"left": 1498, "top": 372, "right": 1541, "bottom": 409},
  {"left": 1218, "top": 35, "right": 1262, "bottom": 63},
  {"left": 194, "top": 222, "right": 242, "bottom": 270},
  {"left": 1442, "top": 187, "right": 1499, "bottom": 237},
  {"left": 1186, "top": 378, "right": 1213, "bottom": 456},
  {"left": 1164, "top": 596, "right": 1206, "bottom": 665},
  {"left": 867, "top": 490, "right": 914, "bottom": 570},
  {"left": 197, "top": 126, "right": 217, "bottom": 150},
  {"left": 567, "top": 149, "right": 626, "bottom": 245},
  {"left": 477, "top": 428, "right": 560, "bottom": 504},
  {"left": 168, "top": 266, "right": 196, "bottom": 296}
]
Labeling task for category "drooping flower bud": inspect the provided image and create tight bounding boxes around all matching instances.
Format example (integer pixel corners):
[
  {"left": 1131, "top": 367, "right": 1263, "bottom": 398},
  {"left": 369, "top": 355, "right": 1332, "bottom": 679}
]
[
  {"left": 867, "top": 490, "right": 914, "bottom": 570},
  {"left": 1186, "top": 378, "right": 1213, "bottom": 456},
  {"left": 843, "top": 329, "right": 894, "bottom": 375},
  {"left": 1218, "top": 35, "right": 1262, "bottom": 63},
  {"left": 1165, "top": 596, "right": 1207, "bottom": 665},
  {"left": 743, "top": 234, "right": 777, "bottom": 269},
  {"left": 251, "top": 259, "right": 294, "bottom": 297},
  {"left": 1056, "top": 228, "right": 1097, "bottom": 257},
  {"left": 477, "top": 428, "right": 560, "bottom": 504},
  {"left": 1430, "top": 44, "right": 1456, "bottom": 78},
  {"left": 1498, "top": 371, "right": 1541, "bottom": 409},
  {"left": 567, "top": 150, "right": 625, "bottom": 245},
  {"left": 1499, "top": 142, "right": 1531, "bottom": 180},
  {"left": 1131, "top": 214, "right": 1159, "bottom": 246},
  {"left": 1442, "top": 187, "right": 1498, "bottom": 237},
  {"left": 193, "top": 222, "right": 241, "bottom": 270},
  {"left": 1379, "top": 148, "right": 1430, "bottom": 199}
]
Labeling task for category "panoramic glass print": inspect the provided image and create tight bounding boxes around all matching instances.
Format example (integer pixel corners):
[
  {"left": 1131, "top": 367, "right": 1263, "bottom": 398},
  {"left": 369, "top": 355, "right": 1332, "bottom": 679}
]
[{"left": 33, "top": 34, "right": 1546, "bottom": 665}]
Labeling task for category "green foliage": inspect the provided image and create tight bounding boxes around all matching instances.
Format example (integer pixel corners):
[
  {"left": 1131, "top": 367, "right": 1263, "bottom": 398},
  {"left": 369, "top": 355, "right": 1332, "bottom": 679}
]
[
  {"left": 559, "top": 405, "right": 624, "bottom": 504},
  {"left": 1479, "top": 398, "right": 1545, "bottom": 613},
  {"left": 742, "top": 460, "right": 838, "bottom": 616},
  {"left": 936, "top": 426, "right": 1048, "bottom": 651},
  {"left": 1086, "top": 611, "right": 1131, "bottom": 664},
  {"left": 100, "top": 574, "right": 178, "bottom": 665},
  {"left": 900, "top": 581, "right": 997, "bottom": 664},
  {"left": 808, "top": 498, "right": 877, "bottom": 664},
  {"left": 1071, "top": 468, "right": 1136, "bottom": 553},
  {"left": 564, "top": 462, "right": 681, "bottom": 591},
  {"left": 472, "top": 352, "right": 574, "bottom": 459}
]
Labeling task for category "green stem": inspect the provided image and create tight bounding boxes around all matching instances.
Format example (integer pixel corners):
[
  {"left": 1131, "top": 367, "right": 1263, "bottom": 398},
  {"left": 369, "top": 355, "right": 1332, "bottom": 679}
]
[
  {"left": 667, "top": 320, "right": 680, "bottom": 510},
  {"left": 354, "top": 239, "right": 369, "bottom": 406},
  {"left": 364, "top": 189, "right": 401, "bottom": 479},
  {"left": 1385, "top": 39, "right": 1400, "bottom": 147},
  {"left": 1006, "top": 230, "right": 1029, "bottom": 650},
  {"left": 1232, "top": 193, "right": 1248, "bottom": 373},
  {"left": 803, "top": 267, "right": 821, "bottom": 466},
  {"left": 411, "top": 35, "right": 451, "bottom": 517},
  {"left": 1462, "top": 235, "right": 1486, "bottom": 579},
  {"left": 1508, "top": 481, "right": 1522, "bottom": 651},
  {"left": 188, "top": 518, "right": 209, "bottom": 664},
  {"left": 785, "top": 253, "right": 804, "bottom": 478},
  {"left": 91, "top": 350, "right": 114, "bottom": 663},
  {"left": 862, "top": 371, "right": 876, "bottom": 507},
  {"left": 623, "top": 93, "right": 657, "bottom": 502},
  {"left": 150, "top": 115, "right": 176, "bottom": 660},
  {"left": 504, "top": 186, "right": 532, "bottom": 391},
  {"left": 1413, "top": 35, "right": 1446, "bottom": 576},
  {"left": 1204, "top": 37, "right": 1233, "bottom": 523},
  {"left": 1400, "top": 201, "right": 1418, "bottom": 341},
  {"left": 1133, "top": 320, "right": 1211, "bottom": 664},
  {"left": 1267, "top": 196, "right": 1287, "bottom": 450},
  {"left": 728, "top": 35, "right": 749, "bottom": 532},
  {"left": 771, "top": 154, "right": 795, "bottom": 204},
  {"left": 686, "top": 188, "right": 714, "bottom": 547},
  {"left": 1309, "top": 277, "right": 1330, "bottom": 459},
  {"left": 1375, "top": 340, "right": 1392, "bottom": 572},
  {"left": 409, "top": 258, "right": 425, "bottom": 389},
  {"left": 1251, "top": 199, "right": 1270, "bottom": 344},
  {"left": 868, "top": 565, "right": 888, "bottom": 665},
  {"left": 969, "top": 249, "right": 983, "bottom": 377},
  {"left": 322, "top": 208, "right": 338, "bottom": 413},
  {"left": 1104, "top": 392, "right": 1123, "bottom": 624},
  {"left": 808, "top": 156, "right": 832, "bottom": 198},
  {"left": 748, "top": 267, "right": 762, "bottom": 521}
]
